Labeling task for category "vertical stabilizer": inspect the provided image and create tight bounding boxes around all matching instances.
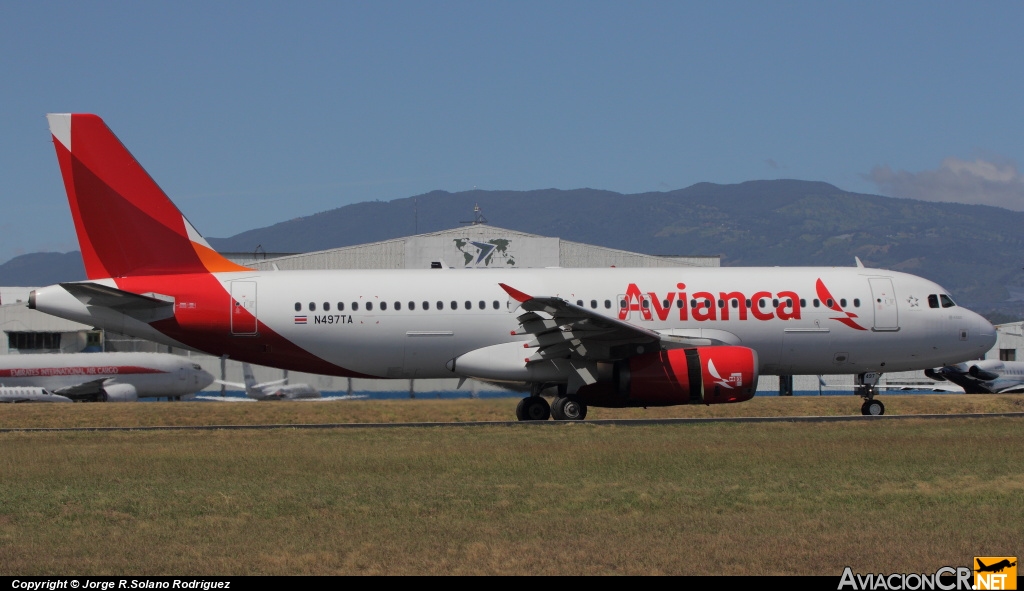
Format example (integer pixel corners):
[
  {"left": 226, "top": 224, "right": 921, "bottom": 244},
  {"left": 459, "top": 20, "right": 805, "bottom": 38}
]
[
  {"left": 46, "top": 113, "right": 251, "bottom": 279},
  {"left": 241, "top": 363, "right": 260, "bottom": 398}
]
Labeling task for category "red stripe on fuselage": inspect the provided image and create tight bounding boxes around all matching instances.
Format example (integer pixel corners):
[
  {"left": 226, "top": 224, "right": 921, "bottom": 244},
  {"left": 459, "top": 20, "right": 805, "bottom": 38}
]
[
  {"left": 114, "top": 274, "right": 372, "bottom": 377},
  {"left": 0, "top": 366, "right": 166, "bottom": 378}
]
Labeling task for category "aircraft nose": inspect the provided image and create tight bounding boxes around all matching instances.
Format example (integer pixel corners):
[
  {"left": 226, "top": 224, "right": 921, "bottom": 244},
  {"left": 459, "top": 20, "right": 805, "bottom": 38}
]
[
  {"left": 197, "top": 369, "right": 216, "bottom": 388},
  {"left": 977, "top": 314, "right": 997, "bottom": 350}
]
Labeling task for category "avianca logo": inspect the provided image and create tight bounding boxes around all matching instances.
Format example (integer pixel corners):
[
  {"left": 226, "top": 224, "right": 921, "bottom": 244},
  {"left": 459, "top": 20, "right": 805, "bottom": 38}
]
[
  {"left": 618, "top": 279, "right": 867, "bottom": 330},
  {"left": 707, "top": 359, "right": 742, "bottom": 389},
  {"left": 815, "top": 278, "right": 866, "bottom": 331}
]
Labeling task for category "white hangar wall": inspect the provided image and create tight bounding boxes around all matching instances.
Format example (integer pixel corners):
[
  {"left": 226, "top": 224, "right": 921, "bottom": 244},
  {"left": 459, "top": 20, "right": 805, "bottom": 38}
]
[{"left": 233, "top": 225, "right": 720, "bottom": 271}]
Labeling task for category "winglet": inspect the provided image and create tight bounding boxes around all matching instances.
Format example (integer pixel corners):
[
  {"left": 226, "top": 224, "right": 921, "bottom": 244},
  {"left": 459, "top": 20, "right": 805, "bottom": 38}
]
[
  {"left": 855, "top": 256, "right": 864, "bottom": 268},
  {"left": 499, "top": 283, "right": 532, "bottom": 313},
  {"left": 499, "top": 283, "right": 532, "bottom": 303}
]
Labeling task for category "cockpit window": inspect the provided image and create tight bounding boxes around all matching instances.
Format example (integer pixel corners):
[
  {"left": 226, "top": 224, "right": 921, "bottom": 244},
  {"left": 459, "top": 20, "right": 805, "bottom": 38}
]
[
  {"left": 928, "top": 295, "right": 939, "bottom": 309},
  {"left": 940, "top": 294, "right": 956, "bottom": 308}
]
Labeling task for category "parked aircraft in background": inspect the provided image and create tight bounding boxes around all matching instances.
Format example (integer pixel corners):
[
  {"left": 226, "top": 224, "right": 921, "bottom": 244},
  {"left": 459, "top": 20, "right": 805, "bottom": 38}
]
[
  {"left": 0, "top": 386, "right": 72, "bottom": 403},
  {"left": 0, "top": 352, "right": 214, "bottom": 401},
  {"left": 30, "top": 114, "right": 997, "bottom": 418},
  {"left": 925, "top": 360, "right": 1024, "bottom": 394},
  {"left": 218, "top": 363, "right": 321, "bottom": 400}
]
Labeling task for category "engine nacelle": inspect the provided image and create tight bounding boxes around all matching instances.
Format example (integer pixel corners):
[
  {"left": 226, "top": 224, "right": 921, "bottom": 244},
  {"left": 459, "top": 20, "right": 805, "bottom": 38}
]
[
  {"left": 615, "top": 346, "right": 758, "bottom": 406},
  {"left": 967, "top": 360, "right": 1002, "bottom": 381},
  {"left": 102, "top": 383, "right": 138, "bottom": 402}
]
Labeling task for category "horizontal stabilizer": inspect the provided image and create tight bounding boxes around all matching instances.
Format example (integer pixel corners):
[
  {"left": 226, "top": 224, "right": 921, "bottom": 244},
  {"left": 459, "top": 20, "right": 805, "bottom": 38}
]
[{"left": 61, "top": 282, "right": 175, "bottom": 322}]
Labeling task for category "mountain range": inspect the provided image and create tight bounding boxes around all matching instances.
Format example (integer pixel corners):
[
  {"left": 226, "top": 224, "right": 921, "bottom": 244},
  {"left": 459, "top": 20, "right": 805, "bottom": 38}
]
[{"left": 3, "top": 179, "right": 1022, "bottom": 321}]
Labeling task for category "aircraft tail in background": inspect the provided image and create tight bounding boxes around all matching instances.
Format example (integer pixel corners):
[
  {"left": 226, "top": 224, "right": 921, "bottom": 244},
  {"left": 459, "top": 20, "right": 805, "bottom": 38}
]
[{"left": 46, "top": 113, "right": 250, "bottom": 279}]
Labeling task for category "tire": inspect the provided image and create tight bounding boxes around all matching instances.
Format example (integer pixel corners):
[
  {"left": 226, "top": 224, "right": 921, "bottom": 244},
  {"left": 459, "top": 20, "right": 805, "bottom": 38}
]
[
  {"left": 516, "top": 397, "right": 530, "bottom": 421},
  {"left": 523, "top": 396, "right": 550, "bottom": 421},
  {"left": 861, "top": 399, "right": 885, "bottom": 416},
  {"left": 551, "top": 397, "right": 587, "bottom": 421}
]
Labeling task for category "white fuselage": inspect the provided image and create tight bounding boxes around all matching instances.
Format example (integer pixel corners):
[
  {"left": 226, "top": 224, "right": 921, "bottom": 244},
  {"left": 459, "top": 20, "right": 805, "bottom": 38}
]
[
  {"left": 32, "top": 266, "right": 996, "bottom": 381},
  {"left": 0, "top": 352, "right": 214, "bottom": 398}
]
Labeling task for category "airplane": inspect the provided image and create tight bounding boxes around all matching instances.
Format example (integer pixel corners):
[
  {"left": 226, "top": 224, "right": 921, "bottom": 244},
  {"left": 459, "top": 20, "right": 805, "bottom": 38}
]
[
  {"left": 976, "top": 558, "right": 1016, "bottom": 573},
  {"left": 29, "top": 113, "right": 997, "bottom": 419},
  {"left": 217, "top": 362, "right": 321, "bottom": 400},
  {"left": 925, "top": 360, "right": 1024, "bottom": 394},
  {"left": 0, "top": 352, "right": 215, "bottom": 402},
  {"left": 0, "top": 386, "right": 72, "bottom": 403}
]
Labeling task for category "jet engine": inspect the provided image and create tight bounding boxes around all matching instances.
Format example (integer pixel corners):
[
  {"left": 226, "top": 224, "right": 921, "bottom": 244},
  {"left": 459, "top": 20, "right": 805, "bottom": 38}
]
[
  {"left": 576, "top": 346, "right": 758, "bottom": 407},
  {"left": 101, "top": 383, "right": 139, "bottom": 402}
]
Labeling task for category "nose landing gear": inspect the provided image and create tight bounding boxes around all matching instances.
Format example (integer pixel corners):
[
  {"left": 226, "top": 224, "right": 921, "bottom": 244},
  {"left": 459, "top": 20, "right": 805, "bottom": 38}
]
[{"left": 856, "top": 372, "right": 885, "bottom": 416}]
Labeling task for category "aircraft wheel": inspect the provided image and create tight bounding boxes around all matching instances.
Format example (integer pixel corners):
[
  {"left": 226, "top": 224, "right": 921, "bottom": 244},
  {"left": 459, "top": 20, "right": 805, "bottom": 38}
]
[
  {"left": 515, "top": 397, "right": 530, "bottom": 421},
  {"left": 517, "top": 396, "right": 550, "bottom": 421},
  {"left": 861, "top": 399, "right": 885, "bottom": 416},
  {"left": 552, "top": 397, "right": 587, "bottom": 421}
]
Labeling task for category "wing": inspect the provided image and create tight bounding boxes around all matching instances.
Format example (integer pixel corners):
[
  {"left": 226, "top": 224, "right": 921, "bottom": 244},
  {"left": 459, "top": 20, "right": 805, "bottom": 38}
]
[
  {"left": 52, "top": 378, "right": 108, "bottom": 398},
  {"left": 499, "top": 283, "right": 733, "bottom": 364},
  {"left": 499, "top": 283, "right": 662, "bottom": 363}
]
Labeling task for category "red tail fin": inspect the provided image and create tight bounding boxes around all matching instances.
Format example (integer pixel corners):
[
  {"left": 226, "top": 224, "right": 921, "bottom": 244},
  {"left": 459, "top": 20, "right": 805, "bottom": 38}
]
[{"left": 47, "top": 114, "right": 250, "bottom": 279}]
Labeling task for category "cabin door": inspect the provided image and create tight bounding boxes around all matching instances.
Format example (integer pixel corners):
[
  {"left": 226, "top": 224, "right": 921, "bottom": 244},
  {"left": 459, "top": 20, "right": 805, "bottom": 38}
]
[{"left": 868, "top": 278, "right": 899, "bottom": 331}]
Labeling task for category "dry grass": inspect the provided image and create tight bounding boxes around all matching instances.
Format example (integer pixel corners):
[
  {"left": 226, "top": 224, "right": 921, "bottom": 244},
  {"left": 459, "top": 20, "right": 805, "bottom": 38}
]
[
  {"left": 2, "top": 393, "right": 1023, "bottom": 430},
  {"left": 1, "top": 397, "right": 1022, "bottom": 575}
]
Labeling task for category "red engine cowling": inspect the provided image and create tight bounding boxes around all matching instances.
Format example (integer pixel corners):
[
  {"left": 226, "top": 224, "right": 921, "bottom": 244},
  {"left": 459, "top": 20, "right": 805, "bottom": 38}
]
[{"left": 616, "top": 346, "right": 759, "bottom": 406}]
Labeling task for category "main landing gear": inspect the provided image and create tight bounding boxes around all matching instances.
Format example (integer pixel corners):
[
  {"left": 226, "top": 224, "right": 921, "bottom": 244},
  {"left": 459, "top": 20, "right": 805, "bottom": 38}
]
[
  {"left": 516, "top": 384, "right": 588, "bottom": 421},
  {"left": 856, "top": 372, "right": 885, "bottom": 416}
]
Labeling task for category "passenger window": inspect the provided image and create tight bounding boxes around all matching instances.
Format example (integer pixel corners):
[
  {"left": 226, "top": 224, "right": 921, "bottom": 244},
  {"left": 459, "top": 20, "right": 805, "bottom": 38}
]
[
  {"left": 928, "top": 295, "right": 939, "bottom": 308},
  {"left": 676, "top": 299, "right": 684, "bottom": 309},
  {"left": 813, "top": 299, "right": 820, "bottom": 308},
  {"left": 308, "top": 302, "right": 316, "bottom": 311},
  {"left": 664, "top": 299, "right": 671, "bottom": 308},
  {"left": 591, "top": 300, "right": 597, "bottom": 308},
  {"left": 451, "top": 301, "right": 457, "bottom": 310},
  {"left": 732, "top": 300, "right": 739, "bottom": 308},
  {"left": 745, "top": 299, "right": 751, "bottom": 308},
  {"left": 352, "top": 302, "right": 359, "bottom": 311},
  {"left": 840, "top": 299, "right": 846, "bottom": 307},
  {"left": 940, "top": 294, "right": 956, "bottom": 308},
  {"left": 479, "top": 301, "right": 485, "bottom": 310},
  {"left": 380, "top": 301, "right": 387, "bottom": 311},
  {"left": 338, "top": 302, "right": 345, "bottom": 311},
  {"left": 423, "top": 301, "right": 430, "bottom": 310},
  {"left": 853, "top": 299, "right": 860, "bottom": 307},
  {"left": 366, "top": 302, "right": 373, "bottom": 311},
  {"left": 437, "top": 301, "right": 443, "bottom": 310},
  {"left": 641, "top": 300, "right": 649, "bottom": 309},
  {"left": 759, "top": 299, "right": 767, "bottom": 309},
  {"left": 718, "top": 299, "right": 724, "bottom": 308},
  {"left": 395, "top": 301, "right": 402, "bottom": 311},
  {"left": 464, "top": 301, "right": 471, "bottom": 310},
  {"left": 324, "top": 302, "right": 330, "bottom": 311},
  {"left": 620, "top": 300, "right": 627, "bottom": 309},
  {"left": 826, "top": 299, "right": 833, "bottom": 308},
  {"left": 772, "top": 299, "right": 779, "bottom": 308},
  {"left": 799, "top": 299, "right": 806, "bottom": 307},
  {"left": 409, "top": 301, "right": 415, "bottom": 310},
  {"left": 605, "top": 300, "right": 611, "bottom": 309},
  {"left": 294, "top": 302, "right": 301, "bottom": 312},
  {"left": 493, "top": 301, "right": 500, "bottom": 310}
]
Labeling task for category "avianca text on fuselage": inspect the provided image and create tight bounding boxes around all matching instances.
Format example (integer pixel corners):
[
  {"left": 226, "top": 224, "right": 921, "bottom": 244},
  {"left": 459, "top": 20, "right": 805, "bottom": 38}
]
[{"left": 619, "top": 279, "right": 866, "bottom": 330}]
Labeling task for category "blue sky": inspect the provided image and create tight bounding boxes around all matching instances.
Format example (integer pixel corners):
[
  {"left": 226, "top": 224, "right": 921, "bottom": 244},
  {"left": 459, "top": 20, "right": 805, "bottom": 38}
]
[{"left": 2, "top": 1, "right": 1022, "bottom": 264}]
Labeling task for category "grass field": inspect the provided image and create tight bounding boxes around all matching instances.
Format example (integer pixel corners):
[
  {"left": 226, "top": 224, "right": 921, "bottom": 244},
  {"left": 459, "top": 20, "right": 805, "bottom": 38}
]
[{"left": 1, "top": 395, "right": 1022, "bottom": 575}]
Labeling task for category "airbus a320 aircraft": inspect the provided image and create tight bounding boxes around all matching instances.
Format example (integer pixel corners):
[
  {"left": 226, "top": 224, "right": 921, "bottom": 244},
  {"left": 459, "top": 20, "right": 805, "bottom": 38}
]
[
  {"left": 0, "top": 352, "right": 214, "bottom": 401},
  {"left": 30, "top": 114, "right": 997, "bottom": 418}
]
